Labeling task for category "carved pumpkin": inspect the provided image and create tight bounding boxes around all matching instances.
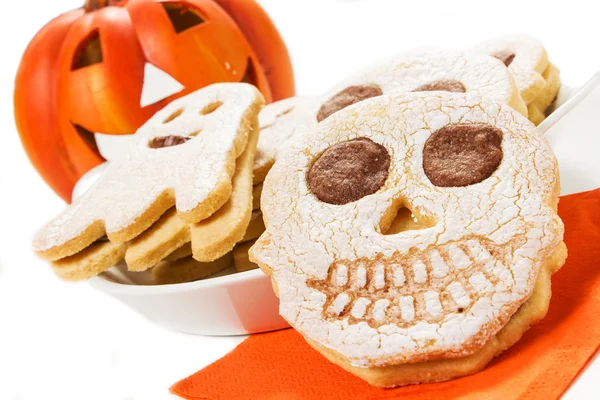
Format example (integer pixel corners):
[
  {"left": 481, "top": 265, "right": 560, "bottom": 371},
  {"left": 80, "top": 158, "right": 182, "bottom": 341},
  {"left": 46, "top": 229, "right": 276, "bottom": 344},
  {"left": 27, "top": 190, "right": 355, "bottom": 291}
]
[{"left": 14, "top": 0, "right": 294, "bottom": 202}]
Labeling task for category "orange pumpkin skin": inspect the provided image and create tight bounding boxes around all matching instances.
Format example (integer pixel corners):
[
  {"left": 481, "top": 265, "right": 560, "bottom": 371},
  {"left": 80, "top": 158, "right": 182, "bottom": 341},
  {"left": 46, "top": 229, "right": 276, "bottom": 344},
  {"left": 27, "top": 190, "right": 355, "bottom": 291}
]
[
  {"left": 14, "top": 10, "right": 91, "bottom": 201},
  {"left": 213, "top": 0, "right": 295, "bottom": 101},
  {"left": 15, "top": 0, "right": 289, "bottom": 202}
]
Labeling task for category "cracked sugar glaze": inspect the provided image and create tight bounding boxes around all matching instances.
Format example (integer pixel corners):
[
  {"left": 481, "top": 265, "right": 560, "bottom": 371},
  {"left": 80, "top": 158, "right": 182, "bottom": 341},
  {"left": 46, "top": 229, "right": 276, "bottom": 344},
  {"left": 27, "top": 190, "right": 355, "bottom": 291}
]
[{"left": 251, "top": 92, "right": 563, "bottom": 368}]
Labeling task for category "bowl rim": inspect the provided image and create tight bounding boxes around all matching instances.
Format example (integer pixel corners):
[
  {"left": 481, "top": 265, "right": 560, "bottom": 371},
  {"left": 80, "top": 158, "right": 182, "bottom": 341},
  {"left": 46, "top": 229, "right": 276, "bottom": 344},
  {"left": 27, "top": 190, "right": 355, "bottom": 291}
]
[
  {"left": 539, "top": 73, "right": 600, "bottom": 134},
  {"left": 89, "top": 268, "right": 266, "bottom": 295}
]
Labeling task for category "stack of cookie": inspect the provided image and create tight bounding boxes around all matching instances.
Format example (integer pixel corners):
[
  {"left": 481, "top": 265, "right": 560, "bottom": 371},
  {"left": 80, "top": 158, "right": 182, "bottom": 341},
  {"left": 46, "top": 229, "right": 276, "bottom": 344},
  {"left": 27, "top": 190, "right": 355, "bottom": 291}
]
[
  {"left": 237, "top": 97, "right": 319, "bottom": 273},
  {"left": 250, "top": 91, "right": 566, "bottom": 387},
  {"left": 473, "top": 35, "right": 561, "bottom": 125},
  {"left": 33, "top": 34, "right": 570, "bottom": 388},
  {"left": 246, "top": 37, "right": 567, "bottom": 388},
  {"left": 153, "top": 96, "right": 320, "bottom": 283},
  {"left": 317, "top": 48, "right": 529, "bottom": 119},
  {"left": 33, "top": 83, "right": 265, "bottom": 283},
  {"left": 161, "top": 40, "right": 563, "bottom": 285}
]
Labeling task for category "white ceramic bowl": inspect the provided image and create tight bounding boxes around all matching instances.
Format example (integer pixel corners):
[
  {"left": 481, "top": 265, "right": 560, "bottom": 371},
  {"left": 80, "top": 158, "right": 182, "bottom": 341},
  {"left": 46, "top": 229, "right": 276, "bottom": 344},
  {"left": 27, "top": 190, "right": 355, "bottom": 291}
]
[
  {"left": 74, "top": 164, "right": 288, "bottom": 336},
  {"left": 89, "top": 266, "right": 288, "bottom": 336}
]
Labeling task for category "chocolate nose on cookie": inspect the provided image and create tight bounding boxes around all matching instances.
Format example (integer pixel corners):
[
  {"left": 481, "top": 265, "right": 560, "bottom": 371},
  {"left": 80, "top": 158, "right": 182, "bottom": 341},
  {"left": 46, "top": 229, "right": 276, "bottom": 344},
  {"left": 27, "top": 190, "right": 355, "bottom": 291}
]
[
  {"left": 317, "top": 85, "right": 383, "bottom": 122},
  {"left": 423, "top": 124, "right": 503, "bottom": 187},
  {"left": 308, "top": 137, "right": 390, "bottom": 205}
]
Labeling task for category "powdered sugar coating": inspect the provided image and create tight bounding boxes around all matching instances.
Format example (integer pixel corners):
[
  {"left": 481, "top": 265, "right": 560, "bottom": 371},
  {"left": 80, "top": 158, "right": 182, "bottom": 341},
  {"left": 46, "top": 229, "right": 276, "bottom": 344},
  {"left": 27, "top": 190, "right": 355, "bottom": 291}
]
[
  {"left": 251, "top": 93, "right": 563, "bottom": 368},
  {"left": 322, "top": 49, "right": 526, "bottom": 116},
  {"left": 255, "top": 97, "right": 318, "bottom": 174},
  {"left": 255, "top": 49, "right": 528, "bottom": 175},
  {"left": 471, "top": 35, "right": 548, "bottom": 105},
  {"left": 34, "top": 83, "right": 262, "bottom": 252}
]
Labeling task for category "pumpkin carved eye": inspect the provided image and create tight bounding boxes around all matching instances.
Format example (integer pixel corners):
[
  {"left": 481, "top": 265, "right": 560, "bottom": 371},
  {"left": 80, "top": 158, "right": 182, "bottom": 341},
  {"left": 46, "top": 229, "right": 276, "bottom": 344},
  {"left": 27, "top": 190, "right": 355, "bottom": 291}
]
[
  {"left": 71, "top": 30, "right": 103, "bottom": 70},
  {"left": 162, "top": 2, "right": 206, "bottom": 34}
]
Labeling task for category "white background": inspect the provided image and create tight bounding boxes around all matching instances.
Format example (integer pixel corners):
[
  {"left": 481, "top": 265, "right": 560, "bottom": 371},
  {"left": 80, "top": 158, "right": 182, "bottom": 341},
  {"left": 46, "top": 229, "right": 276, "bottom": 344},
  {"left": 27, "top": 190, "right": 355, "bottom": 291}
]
[{"left": 0, "top": 0, "right": 598, "bottom": 399}]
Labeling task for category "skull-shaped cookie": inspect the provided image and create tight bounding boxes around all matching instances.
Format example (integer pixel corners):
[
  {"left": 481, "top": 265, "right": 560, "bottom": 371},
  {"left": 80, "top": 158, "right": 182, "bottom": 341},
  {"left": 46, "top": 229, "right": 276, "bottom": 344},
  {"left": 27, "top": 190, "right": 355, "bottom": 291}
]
[
  {"left": 250, "top": 92, "right": 564, "bottom": 386},
  {"left": 34, "top": 83, "right": 263, "bottom": 261},
  {"left": 317, "top": 49, "right": 528, "bottom": 121}
]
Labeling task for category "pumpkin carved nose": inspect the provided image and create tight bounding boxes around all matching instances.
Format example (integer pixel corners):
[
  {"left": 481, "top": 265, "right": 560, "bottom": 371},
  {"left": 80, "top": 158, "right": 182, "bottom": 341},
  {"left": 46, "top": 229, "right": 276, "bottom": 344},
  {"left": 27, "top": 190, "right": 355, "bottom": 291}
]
[{"left": 140, "top": 62, "right": 185, "bottom": 108}]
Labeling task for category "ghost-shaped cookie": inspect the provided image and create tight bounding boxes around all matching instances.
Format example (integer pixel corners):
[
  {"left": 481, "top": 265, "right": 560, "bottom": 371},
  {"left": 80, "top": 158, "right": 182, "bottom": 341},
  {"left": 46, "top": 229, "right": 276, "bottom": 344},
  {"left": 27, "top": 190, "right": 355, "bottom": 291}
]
[{"left": 34, "top": 83, "right": 264, "bottom": 263}]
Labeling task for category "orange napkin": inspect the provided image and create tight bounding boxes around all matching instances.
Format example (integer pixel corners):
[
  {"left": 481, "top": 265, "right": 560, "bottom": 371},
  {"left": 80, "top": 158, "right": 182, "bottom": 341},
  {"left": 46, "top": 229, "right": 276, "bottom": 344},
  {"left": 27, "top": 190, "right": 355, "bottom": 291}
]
[{"left": 172, "top": 188, "right": 600, "bottom": 400}]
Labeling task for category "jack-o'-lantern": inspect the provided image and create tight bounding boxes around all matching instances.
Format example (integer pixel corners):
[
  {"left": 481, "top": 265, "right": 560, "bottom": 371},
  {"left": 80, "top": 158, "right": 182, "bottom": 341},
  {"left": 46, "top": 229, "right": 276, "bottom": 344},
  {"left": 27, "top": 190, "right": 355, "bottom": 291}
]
[{"left": 14, "top": 0, "right": 294, "bottom": 202}]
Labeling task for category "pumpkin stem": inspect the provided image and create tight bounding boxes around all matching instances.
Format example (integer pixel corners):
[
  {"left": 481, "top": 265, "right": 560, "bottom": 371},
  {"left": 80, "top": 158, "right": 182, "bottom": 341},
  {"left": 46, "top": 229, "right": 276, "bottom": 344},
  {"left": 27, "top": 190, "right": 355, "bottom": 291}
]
[{"left": 84, "top": 0, "right": 110, "bottom": 12}]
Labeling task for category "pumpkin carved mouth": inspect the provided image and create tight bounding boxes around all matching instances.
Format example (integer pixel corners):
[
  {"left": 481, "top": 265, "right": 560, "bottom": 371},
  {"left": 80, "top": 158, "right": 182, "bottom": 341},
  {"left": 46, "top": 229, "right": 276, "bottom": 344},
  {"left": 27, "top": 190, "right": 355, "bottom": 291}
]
[
  {"left": 75, "top": 65, "right": 187, "bottom": 161},
  {"left": 93, "top": 132, "right": 135, "bottom": 161},
  {"left": 78, "top": 57, "right": 261, "bottom": 163},
  {"left": 72, "top": 123, "right": 130, "bottom": 162}
]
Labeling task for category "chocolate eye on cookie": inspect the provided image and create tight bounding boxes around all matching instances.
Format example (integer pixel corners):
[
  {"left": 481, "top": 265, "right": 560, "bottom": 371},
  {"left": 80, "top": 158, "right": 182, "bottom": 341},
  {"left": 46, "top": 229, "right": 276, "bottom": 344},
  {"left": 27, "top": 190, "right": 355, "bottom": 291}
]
[
  {"left": 252, "top": 48, "right": 540, "bottom": 199},
  {"left": 308, "top": 138, "right": 390, "bottom": 205},
  {"left": 251, "top": 91, "right": 565, "bottom": 388},
  {"left": 412, "top": 79, "right": 466, "bottom": 93},
  {"left": 317, "top": 85, "right": 383, "bottom": 122},
  {"left": 251, "top": 48, "right": 534, "bottom": 196},
  {"left": 423, "top": 124, "right": 503, "bottom": 187}
]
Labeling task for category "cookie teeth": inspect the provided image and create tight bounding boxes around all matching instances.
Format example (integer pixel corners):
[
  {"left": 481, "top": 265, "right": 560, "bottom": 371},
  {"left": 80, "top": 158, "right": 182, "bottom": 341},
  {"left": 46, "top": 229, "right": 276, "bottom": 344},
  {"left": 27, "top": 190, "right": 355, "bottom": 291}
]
[
  {"left": 372, "top": 299, "right": 391, "bottom": 322},
  {"left": 492, "top": 260, "right": 515, "bottom": 291},
  {"left": 392, "top": 265, "right": 406, "bottom": 287},
  {"left": 429, "top": 250, "right": 449, "bottom": 278},
  {"left": 466, "top": 239, "right": 492, "bottom": 263},
  {"left": 468, "top": 272, "right": 495, "bottom": 293},
  {"left": 400, "top": 296, "right": 415, "bottom": 322},
  {"left": 355, "top": 265, "right": 368, "bottom": 288},
  {"left": 412, "top": 260, "right": 428, "bottom": 283},
  {"left": 328, "top": 293, "right": 351, "bottom": 316},
  {"left": 334, "top": 263, "right": 349, "bottom": 286},
  {"left": 308, "top": 237, "right": 514, "bottom": 328},
  {"left": 424, "top": 291, "right": 443, "bottom": 317},
  {"left": 448, "top": 244, "right": 471, "bottom": 270},
  {"left": 446, "top": 282, "right": 471, "bottom": 308},
  {"left": 350, "top": 298, "right": 372, "bottom": 318},
  {"left": 373, "top": 264, "right": 385, "bottom": 289}
]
